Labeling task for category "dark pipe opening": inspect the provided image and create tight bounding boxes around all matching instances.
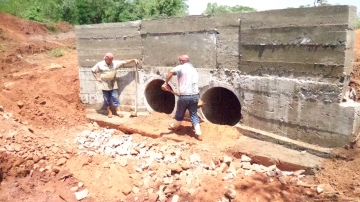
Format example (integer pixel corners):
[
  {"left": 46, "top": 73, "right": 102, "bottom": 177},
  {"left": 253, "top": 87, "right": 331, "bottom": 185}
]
[
  {"left": 201, "top": 87, "right": 241, "bottom": 126},
  {"left": 145, "top": 79, "right": 175, "bottom": 114}
]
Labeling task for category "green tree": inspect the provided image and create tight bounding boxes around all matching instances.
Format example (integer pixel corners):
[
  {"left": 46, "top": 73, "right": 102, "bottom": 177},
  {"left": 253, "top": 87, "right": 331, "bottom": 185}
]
[
  {"left": 0, "top": 0, "right": 189, "bottom": 25},
  {"left": 203, "top": 3, "right": 255, "bottom": 15}
]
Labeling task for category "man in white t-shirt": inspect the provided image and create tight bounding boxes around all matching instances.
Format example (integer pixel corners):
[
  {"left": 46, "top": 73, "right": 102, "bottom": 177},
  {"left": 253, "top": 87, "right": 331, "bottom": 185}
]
[
  {"left": 91, "top": 52, "right": 140, "bottom": 118},
  {"left": 162, "top": 55, "right": 202, "bottom": 141}
]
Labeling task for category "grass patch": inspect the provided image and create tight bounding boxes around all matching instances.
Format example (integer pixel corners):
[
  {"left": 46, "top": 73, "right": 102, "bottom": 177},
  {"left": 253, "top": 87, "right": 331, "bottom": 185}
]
[
  {"left": 47, "top": 48, "right": 65, "bottom": 57},
  {"left": 44, "top": 22, "right": 57, "bottom": 32}
]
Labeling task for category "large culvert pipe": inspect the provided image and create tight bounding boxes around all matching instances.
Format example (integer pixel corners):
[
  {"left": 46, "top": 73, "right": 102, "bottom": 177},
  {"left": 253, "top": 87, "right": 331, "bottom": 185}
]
[
  {"left": 145, "top": 79, "right": 175, "bottom": 114},
  {"left": 201, "top": 87, "right": 241, "bottom": 126}
]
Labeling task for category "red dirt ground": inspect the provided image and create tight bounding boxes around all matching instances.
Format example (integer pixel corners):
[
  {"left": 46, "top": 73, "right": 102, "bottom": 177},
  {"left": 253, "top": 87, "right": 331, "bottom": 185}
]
[{"left": 1, "top": 12, "right": 360, "bottom": 202}]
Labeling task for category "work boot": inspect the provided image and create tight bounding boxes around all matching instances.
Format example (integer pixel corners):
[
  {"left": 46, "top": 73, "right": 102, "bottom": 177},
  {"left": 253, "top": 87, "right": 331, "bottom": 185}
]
[
  {"left": 169, "top": 120, "right": 182, "bottom": 130},
  {"left": 107, "top": 106, "right": 112, "bottom": 118},
  {"left": 194, "top": 123, "right": 202, "bottom": 141},
  {"left": 115, "top": 106, "right": 123, "bottom": 118}
]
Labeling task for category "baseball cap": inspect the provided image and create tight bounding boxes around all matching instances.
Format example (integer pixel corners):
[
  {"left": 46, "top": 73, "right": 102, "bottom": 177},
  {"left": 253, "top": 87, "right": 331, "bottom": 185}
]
[{"left": 104, "top": 52, "right": 114, "bottom": 59}]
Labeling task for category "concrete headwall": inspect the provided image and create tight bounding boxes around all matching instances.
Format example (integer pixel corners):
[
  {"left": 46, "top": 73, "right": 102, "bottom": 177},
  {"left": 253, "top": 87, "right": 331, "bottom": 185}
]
[{"left": 75, "top": 5, "right": 359, "bottom": 148}]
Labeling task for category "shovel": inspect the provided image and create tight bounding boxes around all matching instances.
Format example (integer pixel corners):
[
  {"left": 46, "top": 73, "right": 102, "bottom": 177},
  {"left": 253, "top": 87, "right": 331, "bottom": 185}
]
[
  {"left": 161, "top": 84, "right": 204, "bottom": 108},
  {"left": 130, "top": 64, "right": 139, "bottom": 117}
]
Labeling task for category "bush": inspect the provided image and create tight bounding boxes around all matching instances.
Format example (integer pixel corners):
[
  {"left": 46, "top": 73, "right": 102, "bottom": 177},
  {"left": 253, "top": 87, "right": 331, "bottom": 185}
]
[
  {"left": 47, "top": 48, "right": 65, "bottom": 57},
  {"left": 357, "top": 19, "right": 360, "bottom": 29}
]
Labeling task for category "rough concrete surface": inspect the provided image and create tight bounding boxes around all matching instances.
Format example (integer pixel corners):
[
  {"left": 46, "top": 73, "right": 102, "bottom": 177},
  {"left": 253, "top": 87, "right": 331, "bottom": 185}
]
[{"left": 75, "top": 5, "right": 359, "bottom": 148}]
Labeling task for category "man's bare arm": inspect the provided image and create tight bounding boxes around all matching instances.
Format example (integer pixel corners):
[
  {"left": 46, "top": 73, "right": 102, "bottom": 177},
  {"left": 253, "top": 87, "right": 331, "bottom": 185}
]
[
  {"left": 92, "top": 71, "right": 102, "bottom": 82},
  {"left": 165, "top": 69, "right": 176, "bottom": 85},
  {"left": 124, "top": 59, "right": 140, "bottom": 65}
]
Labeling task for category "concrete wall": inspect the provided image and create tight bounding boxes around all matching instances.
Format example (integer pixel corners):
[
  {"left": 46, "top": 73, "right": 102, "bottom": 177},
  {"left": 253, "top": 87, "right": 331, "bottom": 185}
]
[{"left": 75, "top": 5, "right": 359, "bottom": 148}]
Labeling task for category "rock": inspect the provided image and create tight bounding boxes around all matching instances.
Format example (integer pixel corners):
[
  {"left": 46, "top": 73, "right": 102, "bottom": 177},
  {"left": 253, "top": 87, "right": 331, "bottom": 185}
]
[
  {"left": 75, "top": 189, "right": 89, "bottom": 200},
  {"left": 130, "top": 148, "right": 138, "bottom": 155},
  {"left": 164, "top": 177, "right": 173, "bottom": 185},
  {"left": 78, "top": 182, "right": 84, "bottom": 188},
  {"left": 6, "top": 130, "right": 17, "bottom": 139},
  {"left": 56, "top": 158, "right": 67, "bottom": 166},
  {"left": 223, "top": 156, "right": 232, "bottom": 165},
  {"left": 190, "top": 153, "right": 201, "bottom": 164},
  {"left": 241, "top": 162, "right": 252, "bottom": 170},
  {"left": 169, "top": 163, "right": 183, "bottom": 173},
  {"left": 71, "top": 186, "right": 79, "bottom": 192},
  {"left": 132, "top": 186, "right": 140, "bottom": 194},
  {"left": 317, "top": 184, "right": 325, "bottom": 194},
  {"left": 210, "top": 161, "right": 216, "bottom": 170},
  {"left": 17, "top": 101, "right": 23, "bottom": 108},
  {"left": 241, "top": 155, "right": 252, "bottom": 162},
  {"left": 266, "top": 170, "right": 276, "bottom": 177},
  {"left": 49, "top": 63, "right": 64, "bottom": 70},
  {"left": 281, "top": 190, "right": 291, "bottom": 197},
  {"left": 0, "top": 106, "right": 3, "bottom": 112},
  {"left": 52, "top": 166, "right": 60, "bottom": 173},
  {"left": 39, "top": 168, "right": 45, "bottom": 172},
  {"left": 25, "top": 160, "right": 35, "bottom": 167},
  {"left": 51, "top": 147, "right": 59, "bottom": 154},
  {"left": 122, "top": 185, "right": 132, "bottom": 195},
  {"left": 224, "top": 188, "right": 236, "bottom": 199},
  {"left": 119, "top": 158, "right": 128, "bottom": 167},
  {"left": 172, "top": 195, "right": 179, "bottom": 202},
  {"left": 33, "top": 155, "right": 41, "bottom": 163},
  {"left": 294, "top": 169, "right": 305, "bottom": 176},
  {"left": 45, "top": 165, "right": 52, "bottom": 171},
  {"left": 278, "top": 176, "right": 287, "bottom": 184},
  {"left": 103, "top": 162, "right": 110, "bottom": 168}
]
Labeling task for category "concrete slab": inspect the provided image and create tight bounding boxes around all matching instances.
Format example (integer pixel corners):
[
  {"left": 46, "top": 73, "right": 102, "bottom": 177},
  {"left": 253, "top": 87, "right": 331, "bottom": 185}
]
[
  {"left": 236, "top": 124, "right": 332, "bottom": 158},
  {"left": 227, "top": 136, "right": 323, "bottom": 175}
]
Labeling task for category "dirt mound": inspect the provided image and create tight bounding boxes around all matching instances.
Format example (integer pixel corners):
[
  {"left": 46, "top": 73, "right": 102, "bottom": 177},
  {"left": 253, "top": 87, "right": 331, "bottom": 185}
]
[
  {"left": 0, "top": 12, "right": 48, "bottom": 39},
  {"left": 352, "top": 29, "right": 360, "bottom": 85},
  {"left": 0, "top": 12, "right": 86, "bottom": 129}
]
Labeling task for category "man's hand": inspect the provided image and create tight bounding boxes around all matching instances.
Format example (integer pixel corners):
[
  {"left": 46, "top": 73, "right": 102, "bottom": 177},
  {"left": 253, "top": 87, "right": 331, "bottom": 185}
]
[
  {"left": 161, "top": 83, "right": 170, "bottom": 92},
  {"left": 134, "top": 59, "right": 140, "bottom": 66}
]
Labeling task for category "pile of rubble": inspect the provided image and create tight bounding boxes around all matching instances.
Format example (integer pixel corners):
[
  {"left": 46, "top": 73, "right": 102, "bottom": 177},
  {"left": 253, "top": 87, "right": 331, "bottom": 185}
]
[{"left": 74, "top": 128, "right": 310, "bottom": 201}]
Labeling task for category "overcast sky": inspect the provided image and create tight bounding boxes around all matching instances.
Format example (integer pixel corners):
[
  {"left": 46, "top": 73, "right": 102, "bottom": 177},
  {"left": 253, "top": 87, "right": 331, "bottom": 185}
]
[{"left": 187, "top": 0, "right": 360, "bottom": 15}]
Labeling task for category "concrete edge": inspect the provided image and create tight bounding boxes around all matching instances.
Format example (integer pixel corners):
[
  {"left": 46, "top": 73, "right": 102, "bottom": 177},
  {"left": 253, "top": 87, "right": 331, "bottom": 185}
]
[
  {"left": 236, "top": 124, "right": 333, "bottom": 158},
  {"left": 226, "top": 136, "right": 323, "bottom": 175}
]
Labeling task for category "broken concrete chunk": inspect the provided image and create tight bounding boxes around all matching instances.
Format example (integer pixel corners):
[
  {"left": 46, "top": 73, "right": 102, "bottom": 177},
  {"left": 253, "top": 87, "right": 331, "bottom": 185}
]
[
  {"left": 278, "top": 176, "right": 287, "bottom": 184},
  {"left": 266, "top": 170, "right": 276, "bottom": 177},
  {"left": 132, "top": 186, "right": 140, "bottom": 194},
  {"left": 240, "top": 155, "right": 252, "bottom": 162},
  {"left": 71, "top": 186, "right": 79, "bottom": 192},
  {"left": 78, "top": 182, "right": 84, "bottom": 188},
  {"left": 172, "top": 195, "right": 179, "bottom": 202},
  {"left": 223, "top": 156, "right": 232, "bottom": 164},
  {"left": 56, "top": 158, "right": 67, "bottom": 166},
  {"left": 294, "top": 169, "right": 305, "bottom": 176},
  {"left": 317, "top": 184, "right": 325, "bottom": 194},
  {"left": 75, "top": 189, "right": 89, "bottom": 200},
  {"left": 190, "top": 153, "right": 201, "bottom": 164},
  {"left": 224, "top": 188, "right": 236, "bottom": 199}
]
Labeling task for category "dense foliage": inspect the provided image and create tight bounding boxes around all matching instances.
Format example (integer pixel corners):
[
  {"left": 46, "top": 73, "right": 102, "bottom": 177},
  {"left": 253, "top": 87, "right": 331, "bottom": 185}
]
[
  {"left": 203, "top": 3, "right": 256, "bottom": 15},
  {"left": 0, "top": 0, "right": 189, "bottom": 25}
]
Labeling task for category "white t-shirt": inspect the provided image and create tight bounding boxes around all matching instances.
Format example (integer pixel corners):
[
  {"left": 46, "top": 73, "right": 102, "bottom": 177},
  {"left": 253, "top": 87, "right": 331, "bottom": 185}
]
[
  {"left": 91, "top": 60, "right": 126, "bottom": 90},
  {"left": 172, "top": 63, "right": 199, "bottom": 95}
]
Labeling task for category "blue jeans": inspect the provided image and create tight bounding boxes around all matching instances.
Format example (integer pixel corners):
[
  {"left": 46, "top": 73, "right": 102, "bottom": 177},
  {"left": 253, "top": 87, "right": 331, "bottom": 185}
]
[
  {"left": 175, "top": 94, "right": 200, "bottom": 125},
  {"left": 102, "top": 89, "right": 120, "bottom": 107}
]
